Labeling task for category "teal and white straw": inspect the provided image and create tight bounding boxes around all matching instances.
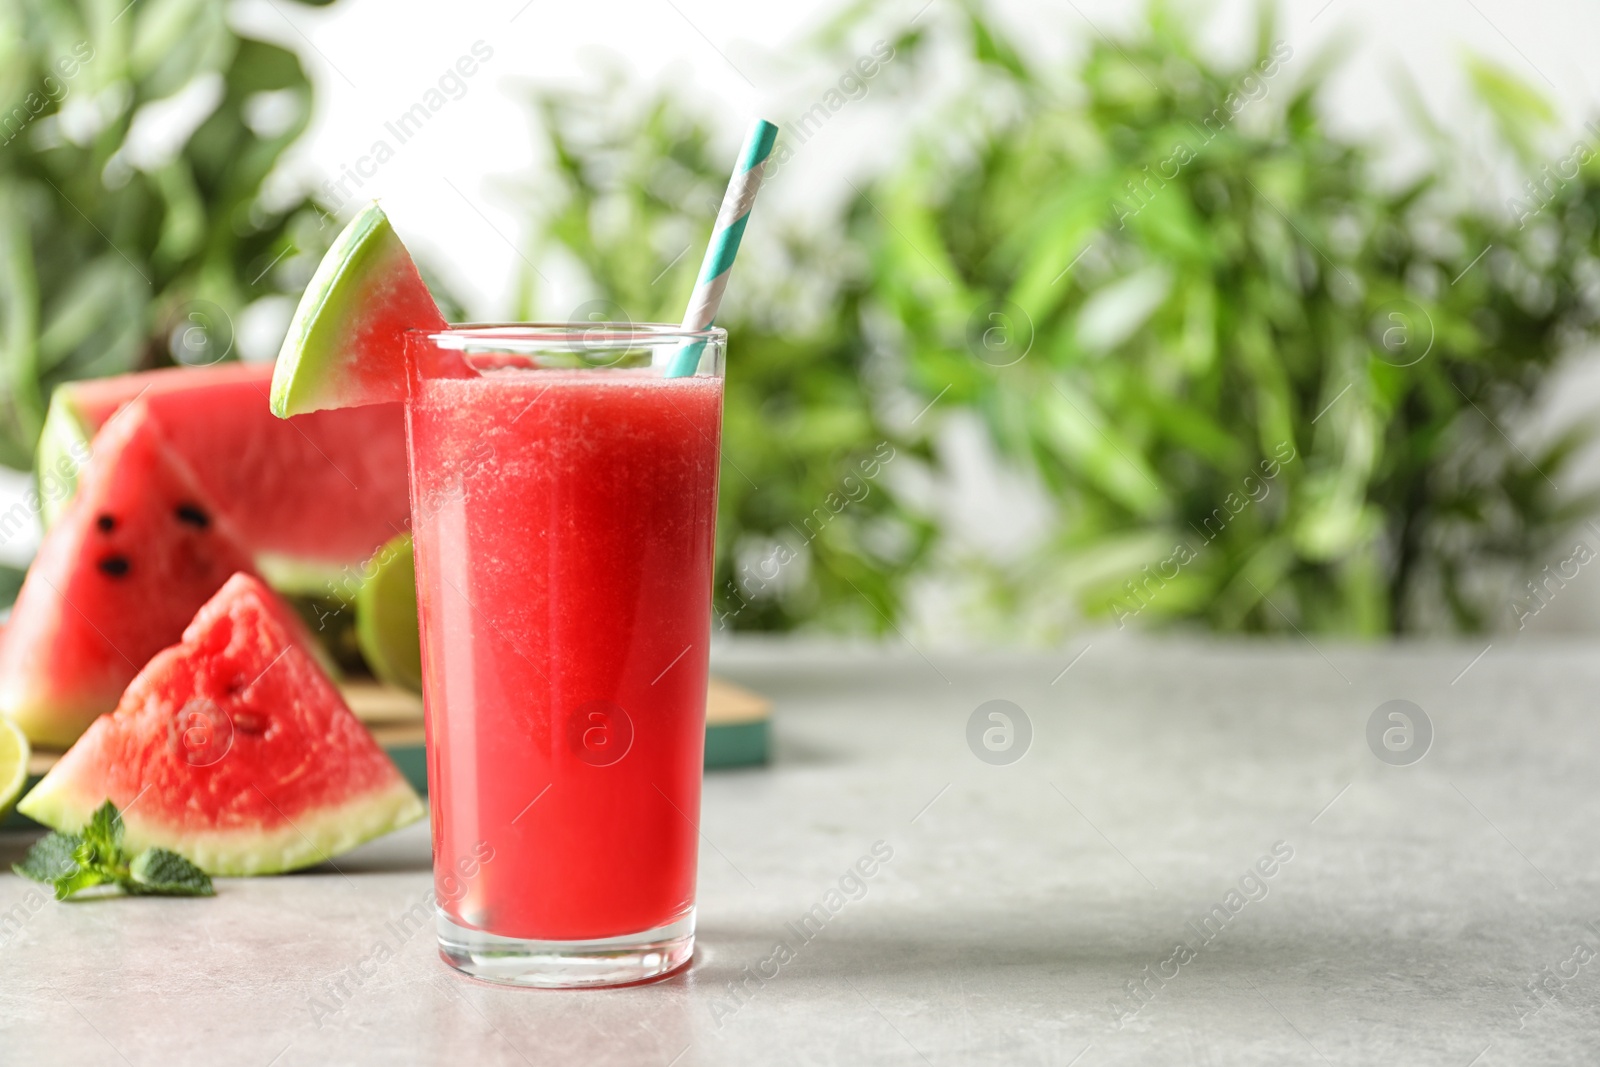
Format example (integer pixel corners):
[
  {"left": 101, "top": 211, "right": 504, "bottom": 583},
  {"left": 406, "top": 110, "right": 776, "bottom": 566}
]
[{"left": 665, "top": 118, "right": 779, "bottom": 378}]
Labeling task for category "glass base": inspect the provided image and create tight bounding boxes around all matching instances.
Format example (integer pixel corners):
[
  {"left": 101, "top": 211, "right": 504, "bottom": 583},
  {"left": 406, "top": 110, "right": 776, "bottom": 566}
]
[{"left": 436, "top": 908, "right": 695, "bottom": 989}]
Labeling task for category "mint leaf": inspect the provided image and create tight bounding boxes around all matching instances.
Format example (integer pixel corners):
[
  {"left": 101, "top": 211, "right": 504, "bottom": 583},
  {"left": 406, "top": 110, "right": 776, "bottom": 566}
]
[
  {"left": 53, "top": 865, "right": 115, "bottom": 901},
  {"left": 84, "top": 799, "right": 124, "bottom": 855},
  {"left": 16, "top": 800, "right": 216, "bottom": 901},
  {"left": 14, "top": 832, "right": 82, "bottom": 883},
  {"left": 126, "top": 849, "right": 214, "bottom": 897},
  {"left": 71, "top": 834, "right": 118, "bottom": 879}
]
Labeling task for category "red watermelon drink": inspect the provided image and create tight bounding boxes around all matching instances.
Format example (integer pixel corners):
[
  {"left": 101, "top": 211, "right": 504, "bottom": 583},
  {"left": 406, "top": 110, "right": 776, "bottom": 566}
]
[
  {"left": 406, "top": 325, "right": 724, "bottom": 986},
  {"left": 270, "top": 184, "right": 770, "bottom": 987}
]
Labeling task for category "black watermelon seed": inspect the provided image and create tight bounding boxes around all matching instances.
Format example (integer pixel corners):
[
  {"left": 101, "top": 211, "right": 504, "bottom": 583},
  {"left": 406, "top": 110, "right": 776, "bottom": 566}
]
[
  {"left": 234, "top": 712, "right": 268, "bottom": 736},
  {"left": 97, "top": 555, "right": 131, "bottom": 578},
  {"left": 96, "top": 514, "right": 116, "bottom": 533},
  {"left": 174, "top": 503, "right": 210, "bottom": 529}
]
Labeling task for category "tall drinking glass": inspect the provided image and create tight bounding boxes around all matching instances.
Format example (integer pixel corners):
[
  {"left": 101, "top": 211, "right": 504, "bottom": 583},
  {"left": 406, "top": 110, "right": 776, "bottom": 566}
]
[{"left": 403, "top": 324, "right": 724, "bottom": 987}]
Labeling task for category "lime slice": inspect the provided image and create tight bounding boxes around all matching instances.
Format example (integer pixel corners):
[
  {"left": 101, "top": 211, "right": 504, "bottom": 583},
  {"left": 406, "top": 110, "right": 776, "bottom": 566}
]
[
  {"left": 355, "top": 533, "right": 422, "bottom": 693},
  {"left": 0, "top": 716, "right": 31, "bottom": 820},
  {"left": 271, "top": 203, "right": 445, "bottom": 418}
]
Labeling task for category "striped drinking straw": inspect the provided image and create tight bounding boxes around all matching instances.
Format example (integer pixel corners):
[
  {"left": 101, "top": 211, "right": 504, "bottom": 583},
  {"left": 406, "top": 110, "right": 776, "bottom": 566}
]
[{"left": 665, "top": 118, "right": 779, "bottom": 378}]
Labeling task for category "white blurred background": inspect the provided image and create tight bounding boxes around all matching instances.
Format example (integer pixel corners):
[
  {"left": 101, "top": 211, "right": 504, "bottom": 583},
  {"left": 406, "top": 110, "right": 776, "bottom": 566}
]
[{"left": 236, "top": 0, "right": 1600, "bottom": 318}]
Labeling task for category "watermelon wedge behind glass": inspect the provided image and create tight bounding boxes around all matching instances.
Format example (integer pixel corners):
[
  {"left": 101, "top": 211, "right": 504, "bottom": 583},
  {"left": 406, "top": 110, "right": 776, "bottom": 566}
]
[
  {"left": 18, "top": 573, "right": 424, "bottom": 875},
  {"left": 37, "top": 362, "right": 410, "bottom": 581},
  {"left": 0, "top": 402, "right": 258, "bottom": 748}
]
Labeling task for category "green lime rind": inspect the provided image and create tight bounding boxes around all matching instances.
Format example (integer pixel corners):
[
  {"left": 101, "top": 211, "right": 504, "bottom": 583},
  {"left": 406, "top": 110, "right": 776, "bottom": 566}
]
[
  {"left": 0, "top": 717, "right": 31, "bottom": 821},
  {"left": 271, "top": 202, "right": 409, "bottom": 418},
  {"left": 355, "top": 533, "right": 422, "bottom": 693}
]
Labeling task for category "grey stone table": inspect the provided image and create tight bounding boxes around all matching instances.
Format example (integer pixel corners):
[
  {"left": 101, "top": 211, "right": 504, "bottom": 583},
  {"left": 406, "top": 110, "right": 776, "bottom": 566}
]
[{"left": 2, "top": 637, "right": 1598, "bottom": 1066}]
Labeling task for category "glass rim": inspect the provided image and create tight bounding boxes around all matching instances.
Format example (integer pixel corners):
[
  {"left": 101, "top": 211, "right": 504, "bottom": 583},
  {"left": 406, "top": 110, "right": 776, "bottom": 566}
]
[{"left": 427, "top": 322, "right": 727, "bottom": 351}]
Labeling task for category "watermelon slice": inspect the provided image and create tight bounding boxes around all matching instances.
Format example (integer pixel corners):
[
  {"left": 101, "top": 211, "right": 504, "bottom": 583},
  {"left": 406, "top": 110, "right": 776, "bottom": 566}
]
[
  {"left": 38, "top": 362, "right": 409, "bottom": 578},
  {"left": 18, "top": 573, "right": 424, "bottom": 875},
  {"left": 271, "top": 202, "right": 447, "bottom": 416},
  {"left": 0, "top": 403, "right": 258, "bottom": 748}
]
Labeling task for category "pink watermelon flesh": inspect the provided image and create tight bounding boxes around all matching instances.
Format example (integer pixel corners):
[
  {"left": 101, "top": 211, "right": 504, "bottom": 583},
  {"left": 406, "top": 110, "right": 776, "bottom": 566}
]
[
  {"left": 17, "top": 572, "right": 424, "bottom": 875},
  {"left": 325, "top": 231, "right": 451, "bottom": 406},
  {"left": 0, "top": 403, "right": 259, "bottom": 748},
  {"left": 57, "top": 362, "right": 409, "bottom": 571}
]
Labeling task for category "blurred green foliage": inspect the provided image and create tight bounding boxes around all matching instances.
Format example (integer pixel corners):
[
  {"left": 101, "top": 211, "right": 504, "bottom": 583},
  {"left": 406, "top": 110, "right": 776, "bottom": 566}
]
[
  {"left": 0, "top": 0, "right": 336, "bottom": 470},
  {"left": 524, "top": 2, "right": 1600, "bottom": 636}
]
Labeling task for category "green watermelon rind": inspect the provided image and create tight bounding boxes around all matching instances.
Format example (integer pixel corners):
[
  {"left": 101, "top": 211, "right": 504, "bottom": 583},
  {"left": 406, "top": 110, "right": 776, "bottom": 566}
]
[
  {"left": 272, "top": 203, "right": 412, "bottom": 418},
  {"left": 17, "top": 774, "right": 424, "bottom": 876},
  {"left": 35, "top": 388, "right": 91, "bottom": 530},
  {"left": 253, "top": 553, "right": 354, "bottom": 597}
]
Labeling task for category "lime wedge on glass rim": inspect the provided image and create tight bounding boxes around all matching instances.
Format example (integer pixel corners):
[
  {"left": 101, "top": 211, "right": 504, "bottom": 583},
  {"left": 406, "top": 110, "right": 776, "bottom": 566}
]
[{"left": 0, "top": 716, "right": 31, "bottom": 819}]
